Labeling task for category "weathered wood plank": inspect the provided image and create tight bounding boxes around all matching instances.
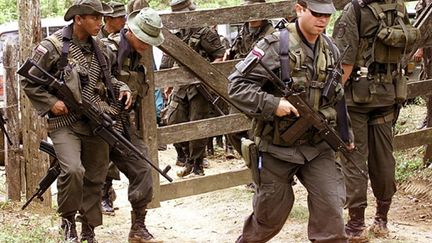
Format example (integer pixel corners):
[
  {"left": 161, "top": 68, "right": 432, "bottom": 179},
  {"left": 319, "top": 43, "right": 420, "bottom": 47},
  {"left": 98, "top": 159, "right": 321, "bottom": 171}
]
[
  {"left": 160, "top": 0, "right": 350, "bottom": 29},
  {"left": 158, "top": 28, "right": 244, "bottom": 113},
  {"left": 407, "top": 79, "right": 432, "bottom": 98},
  {"left": 154, "top": 60, "right": 238, "bottom": 89},
  {"left": 159, "top": 168, "right": 251, "bottom": 201},
  {"left": 157, "top": 114, "right": 251, "bottom": 145},
  {"left": 394, "top": 127, "right": 432, "bottom": 151}
]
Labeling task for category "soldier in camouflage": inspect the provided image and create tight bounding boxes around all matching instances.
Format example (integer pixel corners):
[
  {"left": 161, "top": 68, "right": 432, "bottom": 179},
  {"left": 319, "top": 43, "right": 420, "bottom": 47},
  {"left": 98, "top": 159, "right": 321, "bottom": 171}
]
[
  {"left": 161, "top": 0, "right": 225, "bottom": 177},
  {"left": 98, "top": 1, "right": 126, "bottom": 39}
]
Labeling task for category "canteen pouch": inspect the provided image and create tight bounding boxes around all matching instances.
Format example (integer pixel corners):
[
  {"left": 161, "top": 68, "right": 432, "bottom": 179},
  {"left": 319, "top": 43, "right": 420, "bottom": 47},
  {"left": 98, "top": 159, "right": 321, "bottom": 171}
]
[
  {"left": 351, "top": 76, "right": 374, "bottom": 104},
  {"left": 241, "top": 138, "right": 260, "bottom": 186},
  {"left": 394, "top": 74, "right": 408, "bottom": 103}
]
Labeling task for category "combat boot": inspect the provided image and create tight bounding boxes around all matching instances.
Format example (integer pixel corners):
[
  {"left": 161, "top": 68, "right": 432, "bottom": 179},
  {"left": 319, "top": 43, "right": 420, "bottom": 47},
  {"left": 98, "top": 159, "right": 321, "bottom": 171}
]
[
  {"left": 225, "top": 144, "right": 236, "bottom": 160},
  {"left": 101, "top": 180, "right": 115, "bottom": 216},
  {"left": 129, "top": 207, "right": 162, "bottom": 243},
  {"left": 345, "top": 208, "right": 369, "bottom": 243},
  {"left": 174, "top": 144, "right": 187, "bottom": 167},
  {"left": 192, "top": 159, "right": 205, "bottom": 176},
  {"left": 206, "top": 137, "right": 215, "bottom": 156},
  {"left": 80, "top": 222, "right": 96, "bottom": 243},
  {"left": 177, "top": 161, "right": 193, "bottom": 177},
  {"left": 369, "top": 200, "right": 391, "bottom": 237},
  {"left": 61, "top": 215, "right": 78, "bottom": 243}
]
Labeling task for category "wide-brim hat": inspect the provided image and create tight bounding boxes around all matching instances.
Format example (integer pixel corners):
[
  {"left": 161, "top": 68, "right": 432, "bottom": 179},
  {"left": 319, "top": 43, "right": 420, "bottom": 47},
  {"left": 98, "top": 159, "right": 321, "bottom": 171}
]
[
  {"left": 170, "top": 0, "right": 196, "bottom": 12},
  {"left": 306, "top": 0, "right": 336, "bottom": 14},
  {"left": 127, "top": 8, "right": 165, "bottom": 46},
  {"left": 64, "top": 0, "right": 113, "bottom": 21},
  {"left": 105, "top": 1, "right": 126, "bottom": 18}
]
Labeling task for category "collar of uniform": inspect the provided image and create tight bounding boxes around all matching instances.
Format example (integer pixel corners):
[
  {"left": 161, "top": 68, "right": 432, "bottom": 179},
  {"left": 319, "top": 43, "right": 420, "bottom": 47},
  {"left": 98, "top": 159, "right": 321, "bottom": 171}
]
[
  {"left": 71, "top": 35, "right": 94, "bottom": 54},
  {"left": 295, "top": 20, "right": 318, "bottom": 52},
  {"left": 117, "top": 28, "right": 132, "bottom": 72}
]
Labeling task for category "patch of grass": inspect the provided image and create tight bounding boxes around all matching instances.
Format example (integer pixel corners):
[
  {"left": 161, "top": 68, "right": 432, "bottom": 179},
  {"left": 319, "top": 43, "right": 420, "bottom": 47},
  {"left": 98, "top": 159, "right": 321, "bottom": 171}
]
[{"left": 395, "top": 148, "right": 425, "bottom": 183}]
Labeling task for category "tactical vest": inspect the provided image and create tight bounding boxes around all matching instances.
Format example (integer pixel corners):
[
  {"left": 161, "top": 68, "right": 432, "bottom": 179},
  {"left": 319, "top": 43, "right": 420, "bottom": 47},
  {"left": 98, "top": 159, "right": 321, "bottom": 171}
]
[
  {"left": 45, "top": 29, "right": 121, "bottom": 130},
  {"left": 353, "top": 0, "right": 420, "bottom": 67},
  {"left": 232, "top": 22, "right": 275, "bottom": 59},
  {"left": 182, "top": 27, "right": 211, "bottom": 61},
  {"left": 257, "top": 23, "right": 340, "bottom": 147}
]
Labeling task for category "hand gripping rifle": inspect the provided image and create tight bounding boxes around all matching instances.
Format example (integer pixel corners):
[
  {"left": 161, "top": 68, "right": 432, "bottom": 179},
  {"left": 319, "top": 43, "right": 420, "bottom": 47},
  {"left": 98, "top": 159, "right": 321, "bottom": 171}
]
[
  {"left": 22, "top": 140, "right": 60, "bottom": 210},
  {"left": 243, "top": 47, "right": 368, "bottom": 178},
  {"left": 17, "top": 59, "right": 173, "bottom": 182}
]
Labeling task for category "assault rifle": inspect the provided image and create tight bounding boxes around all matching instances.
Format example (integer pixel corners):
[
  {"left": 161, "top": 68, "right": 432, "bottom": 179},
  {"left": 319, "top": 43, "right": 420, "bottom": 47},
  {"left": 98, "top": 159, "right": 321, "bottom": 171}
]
[
  {"left": 195, "top": 84, "right": 226, "bottom": 116},
  {"left": 17, "top": 59, "right": 173, "bottom": 182},
  {"left": 244, "top": 48, "right": 368, "bottom": 178},
  {"left": 0, "top": 109, "right": 12, "bottom": 145},
  {"left": 22, "top": 140, "right": 60, "bottom": 210}
]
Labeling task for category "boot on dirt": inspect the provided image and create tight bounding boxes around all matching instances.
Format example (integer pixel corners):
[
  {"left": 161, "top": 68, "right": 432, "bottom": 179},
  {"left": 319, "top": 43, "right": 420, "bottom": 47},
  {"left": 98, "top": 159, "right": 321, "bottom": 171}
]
[
  {"left": 177, "top": 161, "right": 193, "bottom": 177},
  {"left": 101, "top": 179, "right": 115, "bottom": 216},
  {"left": 206, "top": 137, "right": 215, "bottom": 156},
  {"left": 80, "top": 222, "right": 96, "bottom": 243},
  {"left": 345, "top": 207, "right": 369, "bottom": 243},
  {"left": 369, "top": 200, "right": 391, "bottom": 237},
  {"left": 174, "top": 144, "right": 188, "bottom": 167},
  {"left": 192, "top": 159, "right": 205, "bottom": 176},
  {"left": 61, "top": 215, "right": 78, "bottom": 243},
  {"left": 225, "top": 144, "right": 236, "bottom": 160},
  {"left": 129, "top": 207, "right": 162, "bottom": 243}
]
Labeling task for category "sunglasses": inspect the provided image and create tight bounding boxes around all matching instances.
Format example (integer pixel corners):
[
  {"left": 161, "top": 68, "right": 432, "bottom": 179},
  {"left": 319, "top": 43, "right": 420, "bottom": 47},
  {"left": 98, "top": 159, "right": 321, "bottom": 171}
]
[{"left": 308, "top": 8, "right": 331, "bottom": 18}]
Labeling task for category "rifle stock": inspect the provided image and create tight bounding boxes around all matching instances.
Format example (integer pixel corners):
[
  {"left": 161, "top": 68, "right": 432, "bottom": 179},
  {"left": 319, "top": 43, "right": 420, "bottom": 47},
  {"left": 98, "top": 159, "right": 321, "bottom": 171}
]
[
  {"left": 22, "top": 141, "right": 60, "bottom": 210},
  {"left": 17, "top": 59, "right": 173, "bottom": 182}
]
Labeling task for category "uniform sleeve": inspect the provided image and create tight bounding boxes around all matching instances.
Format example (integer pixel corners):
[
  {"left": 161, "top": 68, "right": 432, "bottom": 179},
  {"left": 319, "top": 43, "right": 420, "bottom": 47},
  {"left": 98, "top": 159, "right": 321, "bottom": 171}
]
[
  {"left": 227, "top": 36, "right": 281, "bottom": 121},
  {"left": 200, "top": 28, "right": 225, "bottom": 60},
  {"left": 332, "top": 3, "right": 359, "bottom": 65},
  {"left": 21, "top": 40, "right": 60, "bottom": 116}
]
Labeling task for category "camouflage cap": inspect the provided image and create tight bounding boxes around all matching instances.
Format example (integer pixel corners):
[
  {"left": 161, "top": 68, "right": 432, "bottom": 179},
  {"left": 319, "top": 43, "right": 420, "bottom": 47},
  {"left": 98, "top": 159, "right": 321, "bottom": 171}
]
[
  {"left": 303, "top": 0, "right": 336, "bottom": 14},
  {"left": 170, "top": 0, "right": 196, "bottom": 12},
  {"left": 127, "top": 7, "right": 164, "bottom": 46},
  {"left": 105, "top": 1, "right": 126, "bottom": 18},
  {"left": 64, "top": 0, "right": 113, "bottom": 21}
]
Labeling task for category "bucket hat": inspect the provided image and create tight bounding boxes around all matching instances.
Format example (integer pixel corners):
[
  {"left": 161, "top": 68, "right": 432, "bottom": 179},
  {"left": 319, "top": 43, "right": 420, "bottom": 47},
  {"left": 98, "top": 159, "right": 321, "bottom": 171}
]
[
  {"left": 127, "top": 7, "right": 165, "bottom": 46},
  {"left": 64, "top": 0, "right": 113, "bottom": 21}
]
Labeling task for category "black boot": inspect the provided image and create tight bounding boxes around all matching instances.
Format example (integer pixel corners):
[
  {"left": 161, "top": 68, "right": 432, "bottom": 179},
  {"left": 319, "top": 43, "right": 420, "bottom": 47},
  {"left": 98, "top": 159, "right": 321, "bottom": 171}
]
[
  {"left": 177, "top": 160, "right": 193, "bottom": 177},
  {"left": 206, "top": 137, "right": 215, "bottom": 156},
  {"left": 370, "top": 200, "right": 391, "bottom": 237},
  {"left": 174, "top": 143, "right": 187, "bottom": 166},
  {"left": 193, "top": 159, "right": 205, "bottom": 176},
  {"left": 61, "top": 215, "right": 78, "bottom": 243},
  {"left": 345, "top": 208, "right": 369, "bottom": 242},
  {"left": 101, "top": 179, "right": 115, "bottom": 216},
  {"left": 80, "top": 222, "right": 96, "bottom": 243},
  {"left": 129, "top": 207, "right": 161, "bottom": 243}
]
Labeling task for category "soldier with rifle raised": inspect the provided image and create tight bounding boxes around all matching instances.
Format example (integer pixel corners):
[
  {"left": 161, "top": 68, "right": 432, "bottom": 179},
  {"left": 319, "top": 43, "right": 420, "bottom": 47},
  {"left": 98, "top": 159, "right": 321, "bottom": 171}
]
[{"left": 228, "top": 0, "right": 354, "bottom": 242}]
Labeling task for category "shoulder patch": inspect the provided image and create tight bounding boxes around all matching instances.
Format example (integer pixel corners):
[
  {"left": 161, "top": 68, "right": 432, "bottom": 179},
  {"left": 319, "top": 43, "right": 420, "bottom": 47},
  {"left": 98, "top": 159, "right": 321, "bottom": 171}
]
[{"left": 32, "top": 44, "right": 48, "bottom": 62}]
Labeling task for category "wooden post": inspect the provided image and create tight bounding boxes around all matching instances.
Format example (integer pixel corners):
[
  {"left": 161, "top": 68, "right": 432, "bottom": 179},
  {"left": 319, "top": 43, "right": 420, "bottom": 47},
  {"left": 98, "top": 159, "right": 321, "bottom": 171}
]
[
  {"left": 18, "top": 0, "right": 51, "bottom": 207},
  {"left": 141, "top": 48, "right": 161, "bottom": 208},
  {"left": 4, "top": 42, "right": 21, "bottom": 201}
]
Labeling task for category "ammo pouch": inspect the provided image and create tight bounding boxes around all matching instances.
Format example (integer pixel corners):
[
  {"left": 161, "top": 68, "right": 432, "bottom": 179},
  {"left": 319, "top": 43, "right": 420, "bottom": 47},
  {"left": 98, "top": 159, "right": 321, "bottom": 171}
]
[
  {"left": 376, "top": 25, "right": 421, "bottom": 49},
  {"left": 351, "top": 75, "right": 375, "bottom": 104},
  {"left": 63, "top": 62, "right": 84, "bottom": 104},
  {"left": 241, "top": 138, "right": 260, "bottom": 185}
]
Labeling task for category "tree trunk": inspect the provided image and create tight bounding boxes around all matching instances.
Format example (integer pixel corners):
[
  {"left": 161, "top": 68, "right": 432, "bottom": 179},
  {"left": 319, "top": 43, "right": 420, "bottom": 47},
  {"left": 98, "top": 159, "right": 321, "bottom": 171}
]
[{"left": 18, "top": 0, "right": 51, "bottom": 208}]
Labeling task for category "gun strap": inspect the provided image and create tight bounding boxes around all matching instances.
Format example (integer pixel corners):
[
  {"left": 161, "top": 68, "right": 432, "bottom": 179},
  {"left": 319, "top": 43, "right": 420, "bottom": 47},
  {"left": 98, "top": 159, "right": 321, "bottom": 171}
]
[
  {"left": 59, "top": 24, "right": 73, "bottom": 73},
  {"left": 91, "top": 38, "right": 115, "bottom": 101},
  {"left": 352, "top": 0, "right": 362, "bottom": 33},
  {"left": 279, "top": 28, "right": 291, "bottom": 87}
]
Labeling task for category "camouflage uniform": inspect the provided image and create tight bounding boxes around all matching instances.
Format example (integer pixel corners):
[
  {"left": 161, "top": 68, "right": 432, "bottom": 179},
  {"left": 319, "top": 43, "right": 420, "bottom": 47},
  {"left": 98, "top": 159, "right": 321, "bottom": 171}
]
[
  {"left": 332, "top": 0, "right": 417, "bottom": 239},
  {"left": 229, "top": 20, "right": 348, "bottom": 242},
  {"left": 163, "top": 0, "right": 225, "bottom": 176}
]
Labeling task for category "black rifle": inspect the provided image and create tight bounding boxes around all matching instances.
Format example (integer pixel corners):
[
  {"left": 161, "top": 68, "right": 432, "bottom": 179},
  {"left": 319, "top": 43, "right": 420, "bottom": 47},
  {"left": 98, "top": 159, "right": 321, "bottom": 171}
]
[
  {"left": 322, "top": 45, "right": 350, "bottom": 101},
  {"left": 17, "top": 59, "right": 173, "bottom": 182},
  {"left": 244, "top": 49, "right": 368, "bottom": 178},
  {"left": 0, "top": 109, "right": 12, "bottom": 145},
  {"left": 195, "top": 84, "right": 226, "bottom": 116},
  {"left": 22, "top": 140, "right": 60, "bottom": 210}
]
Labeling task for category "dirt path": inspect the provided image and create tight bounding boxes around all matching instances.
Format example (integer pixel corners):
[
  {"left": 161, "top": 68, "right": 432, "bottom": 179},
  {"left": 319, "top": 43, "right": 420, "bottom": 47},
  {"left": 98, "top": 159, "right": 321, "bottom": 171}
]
[{"left": 94, "top": 146, "right": 432, "bottom": 243}]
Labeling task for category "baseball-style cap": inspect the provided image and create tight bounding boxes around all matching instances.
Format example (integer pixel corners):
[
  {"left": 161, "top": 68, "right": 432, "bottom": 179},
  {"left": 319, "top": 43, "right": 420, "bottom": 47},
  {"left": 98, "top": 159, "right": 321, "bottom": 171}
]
[
  {"left": 304, "top": 0, "right": 336, "bottom": 14},
  {"left": 105, "top": 1, "right": 126, "bottom": 17},
  {"left": 127, "top": 7, "right": 165, "bottom": 46},
  {"left": 64, "top": 0, "right": 113, "bottom": 21},
  {"left": 170, "top": 0, "right": 196, "bottom": 12}
]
